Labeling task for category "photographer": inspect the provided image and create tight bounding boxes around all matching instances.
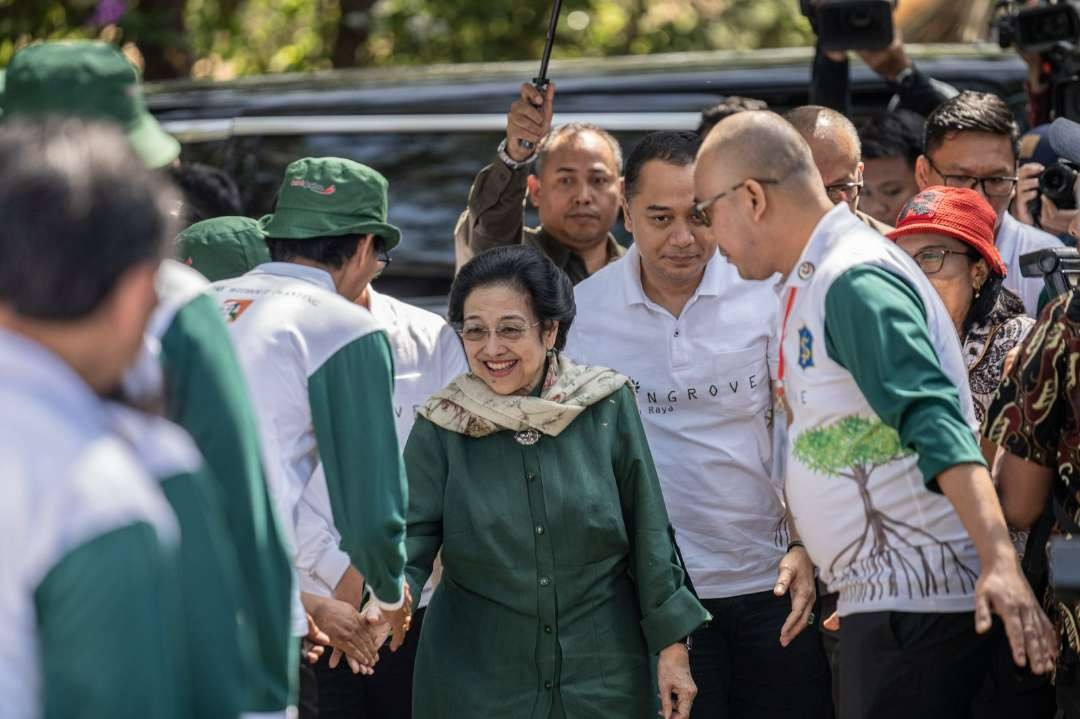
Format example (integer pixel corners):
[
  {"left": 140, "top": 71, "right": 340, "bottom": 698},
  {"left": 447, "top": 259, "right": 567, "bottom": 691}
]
[
  {"left": 805, "top": 1, "right": 958, "bottom": 117},
  {"left": 1015, "top": 124, "right": 1080, "bottom": 241}
]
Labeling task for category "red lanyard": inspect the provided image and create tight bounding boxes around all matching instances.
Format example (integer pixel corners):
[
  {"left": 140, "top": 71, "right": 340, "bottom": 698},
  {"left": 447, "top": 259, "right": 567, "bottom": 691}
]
[{"left": 776, "top": 287, "right": 798, "bottom": 399}]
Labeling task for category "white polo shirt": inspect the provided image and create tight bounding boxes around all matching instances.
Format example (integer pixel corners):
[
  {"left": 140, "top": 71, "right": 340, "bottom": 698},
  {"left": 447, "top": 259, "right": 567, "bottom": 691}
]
[
  {"left": 997, "top": 212, "right": 1062, "bottom": 316},
  {"left": 294, "top": 290, "right": 467, "bottom": 605},
  {"left": 565, "top": 245, "right": 785, "bottom": 600}
]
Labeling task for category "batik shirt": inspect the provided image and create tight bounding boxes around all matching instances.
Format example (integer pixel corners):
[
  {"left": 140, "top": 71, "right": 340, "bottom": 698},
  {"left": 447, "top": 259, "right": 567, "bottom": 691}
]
[{"left": 985, "top": 291, "right": 1080, "bottom": 660}]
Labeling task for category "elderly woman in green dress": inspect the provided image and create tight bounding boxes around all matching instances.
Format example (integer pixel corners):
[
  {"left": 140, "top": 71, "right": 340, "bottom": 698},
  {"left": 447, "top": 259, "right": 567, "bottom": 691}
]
[{"left": 404, "top": 246, "right": 709, "bottom": 718}]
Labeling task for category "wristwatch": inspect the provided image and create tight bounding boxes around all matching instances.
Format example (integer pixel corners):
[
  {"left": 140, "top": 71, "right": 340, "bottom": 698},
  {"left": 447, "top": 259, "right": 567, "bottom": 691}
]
[{"left": 497, "top": 138, "right": 536, "bottom": 170}]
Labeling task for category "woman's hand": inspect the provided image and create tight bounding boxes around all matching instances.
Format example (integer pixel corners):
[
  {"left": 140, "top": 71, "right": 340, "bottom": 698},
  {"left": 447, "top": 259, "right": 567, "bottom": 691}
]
[{"left": 657, "top": 642, "right": 696, "bottom": 719}]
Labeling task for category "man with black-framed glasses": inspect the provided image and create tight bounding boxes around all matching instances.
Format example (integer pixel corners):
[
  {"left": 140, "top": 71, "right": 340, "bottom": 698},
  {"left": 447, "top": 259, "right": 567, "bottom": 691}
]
[
  {"left": 915, "top": 91, "right": 1061, "bottom": 316},
  {"left": 785, "top": 106, "right": 894, "bottom": 236}
]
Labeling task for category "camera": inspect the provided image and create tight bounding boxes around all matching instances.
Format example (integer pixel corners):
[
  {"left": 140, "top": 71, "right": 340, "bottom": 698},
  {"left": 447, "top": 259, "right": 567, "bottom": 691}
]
[
  {"left": 1020, "top": 247, "right": 1080, "bottom": 300},
  {"left": 800, "top": 0, "right": 895, "bottom": 53},
  {"left": 996, "top": 0, "right": 1080, "bottom": 53},
  {"left": 1041, "top": 159, "right": 1080, "bottom": 209},
  {"left": 996, "top": 1, "right": 1080, "bottom": 120}
]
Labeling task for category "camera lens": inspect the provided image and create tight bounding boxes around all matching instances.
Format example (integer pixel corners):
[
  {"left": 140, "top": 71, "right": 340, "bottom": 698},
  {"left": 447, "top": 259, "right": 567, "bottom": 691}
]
[
  {"left": 848, "top": 9, "right": 873, "bottom": 30},
  {"left": 1040, "top": 160, "right": 1080, "bottom": 210}
]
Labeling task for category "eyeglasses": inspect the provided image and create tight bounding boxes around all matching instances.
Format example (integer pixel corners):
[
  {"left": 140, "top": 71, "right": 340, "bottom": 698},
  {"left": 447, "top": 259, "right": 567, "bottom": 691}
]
[
  {"left": 825, "top": 180, "right": 863, "bottom": 204},
  {"left": 456, "top": 321, "right": 542, "bottom": 343},
  {"left": 374, "top": 238, "right": 392, "bottom": 267},
  {"left": 909, "top": 246, "right": 980, "bottom": 275},
  {"left": 693, "top": 178, "right": 781, "bottom": 227},
  {"left": 925, "top": 157, "right": 1018, "bottom": 198}
]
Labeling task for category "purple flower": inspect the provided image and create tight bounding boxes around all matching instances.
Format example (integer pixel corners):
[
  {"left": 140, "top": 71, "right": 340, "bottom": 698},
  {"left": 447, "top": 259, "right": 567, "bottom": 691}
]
[{"left": 88, "top": 0, "right": 126, "bottom": 27}]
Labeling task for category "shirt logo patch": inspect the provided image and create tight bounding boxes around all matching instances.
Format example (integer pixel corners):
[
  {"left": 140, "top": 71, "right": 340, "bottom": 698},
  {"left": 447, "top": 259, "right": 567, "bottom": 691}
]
[
  {"left": 897, "top": 189, "right": 942, "bottom": 222},
  {"left": 290, "top": 178, "right": 336, "bottom": 196},
  {"left": 222, "top": 298, "right": 254, "bottom": 323},
  {"left": 798, "top": 326, "right": 814, "bottom": 369}
]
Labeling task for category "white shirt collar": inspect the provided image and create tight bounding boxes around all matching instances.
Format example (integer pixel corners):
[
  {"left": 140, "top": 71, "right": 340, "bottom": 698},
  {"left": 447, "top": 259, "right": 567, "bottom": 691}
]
[
  {"left": 0, "top": 327, "right": 106, "bottom": 429},
  {"left": 250, "top": 262, "right": 337, "bottom": 293}
]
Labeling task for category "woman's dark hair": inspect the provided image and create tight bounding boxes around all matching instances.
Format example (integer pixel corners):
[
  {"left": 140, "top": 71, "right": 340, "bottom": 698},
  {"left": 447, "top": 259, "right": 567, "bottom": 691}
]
[
  {"left": 448, "top": 245, "right": 576, "bottom": 351},
  {"left": 962, "top": 270, "right": 1006, "bottom": 336},
  {"left": 859, "top": 110, "right": 925, "bottom": 168},
  {"left": 266, "top": 234, "right": 367, "bottom": 269}
]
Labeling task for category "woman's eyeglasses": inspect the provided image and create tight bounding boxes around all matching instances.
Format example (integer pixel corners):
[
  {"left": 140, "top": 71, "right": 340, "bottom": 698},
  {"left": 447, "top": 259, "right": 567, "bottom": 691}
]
[
  {"left": 457, "top": 321, "right": 541, "bottom": 343},
  {"left": 910, "top": 246, "right": 979, "bottom": 275}
]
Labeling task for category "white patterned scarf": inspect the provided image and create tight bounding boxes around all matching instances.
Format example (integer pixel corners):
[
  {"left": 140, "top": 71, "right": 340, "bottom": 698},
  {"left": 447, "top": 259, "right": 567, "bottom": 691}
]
[{"left": 418, "top": 354, "right": 628, "bottom": 438}]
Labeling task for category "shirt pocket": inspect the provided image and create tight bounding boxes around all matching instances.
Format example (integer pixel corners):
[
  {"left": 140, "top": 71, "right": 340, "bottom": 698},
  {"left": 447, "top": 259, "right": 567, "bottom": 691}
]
[{"left": 694, "top": 344, "right": 771, "bottom": 418}]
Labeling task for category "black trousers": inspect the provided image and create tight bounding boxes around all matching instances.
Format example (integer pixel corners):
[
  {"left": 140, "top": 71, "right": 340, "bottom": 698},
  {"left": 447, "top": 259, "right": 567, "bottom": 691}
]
[
  {"left": 839, "top": 610, "right": 995, "bottom": 719},
  {"left": 310, "top": 606, "right": 426, "bottom": 719},
  {"left": 689, "top": 590, "right": 834, "bottom": 719}
]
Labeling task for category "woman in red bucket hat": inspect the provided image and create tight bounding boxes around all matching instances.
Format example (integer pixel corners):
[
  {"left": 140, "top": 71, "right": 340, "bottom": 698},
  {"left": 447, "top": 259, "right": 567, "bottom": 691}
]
[{"left": 888, "top": 185, "right": 1034, "bottom": 431}]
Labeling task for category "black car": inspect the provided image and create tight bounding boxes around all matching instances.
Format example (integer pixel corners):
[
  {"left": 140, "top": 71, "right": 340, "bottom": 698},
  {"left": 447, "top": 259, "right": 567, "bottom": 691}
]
[{"left": 147, "top": 44, "right": 1028, "bottom": 307}]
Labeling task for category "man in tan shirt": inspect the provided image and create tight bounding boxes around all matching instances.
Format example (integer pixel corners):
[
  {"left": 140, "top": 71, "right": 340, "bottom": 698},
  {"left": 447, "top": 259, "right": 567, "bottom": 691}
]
[{"left": 454, "top": 83, "right": 625, "bottom": 283}]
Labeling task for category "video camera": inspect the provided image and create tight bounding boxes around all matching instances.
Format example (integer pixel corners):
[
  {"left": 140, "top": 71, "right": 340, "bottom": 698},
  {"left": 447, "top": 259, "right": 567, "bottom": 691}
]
[
  {"left": 1020, "top": 246, "right": 1080, "bottom": 300},
  {"left": 995, "top": 1, "right": 1080, "bottom": 120},
  {"left": 799, "top": 0, "right": 895, "bottom": 53}
]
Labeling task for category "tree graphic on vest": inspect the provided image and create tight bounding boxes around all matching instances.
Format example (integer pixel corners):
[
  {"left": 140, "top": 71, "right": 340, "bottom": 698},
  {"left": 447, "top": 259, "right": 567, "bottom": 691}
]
[{"left": 792, "top": 415, "right": 977, "bottom": 601}]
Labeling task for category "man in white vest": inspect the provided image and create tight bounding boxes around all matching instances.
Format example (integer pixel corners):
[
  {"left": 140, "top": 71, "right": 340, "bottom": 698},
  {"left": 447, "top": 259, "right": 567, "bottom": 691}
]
[
  {"left": 211, "top": 158, "right": 414, "bottom": 678},
  {"left": 694, "top": 110, "right": 1057, "bottom": 718}
]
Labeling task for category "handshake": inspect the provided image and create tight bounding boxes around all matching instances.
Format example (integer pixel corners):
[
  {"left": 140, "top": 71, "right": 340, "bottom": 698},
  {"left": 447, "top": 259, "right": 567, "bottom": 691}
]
[{"left": 302, "top": 568, "right": 415, "bottom": 675}]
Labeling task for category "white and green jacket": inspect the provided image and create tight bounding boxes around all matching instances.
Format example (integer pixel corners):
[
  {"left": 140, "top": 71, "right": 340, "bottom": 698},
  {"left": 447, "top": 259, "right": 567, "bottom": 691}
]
[
  {"left": 781, "top": 205, "right": 985, "bottom": 617},
  {"left": 0, "top": 329, "right": 181, "bottom": 719},
  {"left": 211, "top": 262, "right": 408, "bottom": 627}
]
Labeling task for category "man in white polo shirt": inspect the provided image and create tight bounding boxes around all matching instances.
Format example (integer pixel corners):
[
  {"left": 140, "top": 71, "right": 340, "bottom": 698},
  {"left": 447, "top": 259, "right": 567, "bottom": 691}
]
[{"left": 565, "top": 131, "right": 832, "bottom": 718}]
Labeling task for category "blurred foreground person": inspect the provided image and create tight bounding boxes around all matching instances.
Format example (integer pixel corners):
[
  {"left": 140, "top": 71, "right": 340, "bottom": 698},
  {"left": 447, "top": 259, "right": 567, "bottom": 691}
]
[
  {"left": 0, "top": 119, "right": 233, "bottom": 719},
  {"left": 454, "top": 84, "right": 625, "bottom": 280},
  {"left": 4, "top": 40, "right": 297, "bottom": 717},
  {"left": 696, "top": 111, "right": 1057, "bottom": 719},
  {"left": 404, "top": 246, "right": 709, "bottom": 718}
]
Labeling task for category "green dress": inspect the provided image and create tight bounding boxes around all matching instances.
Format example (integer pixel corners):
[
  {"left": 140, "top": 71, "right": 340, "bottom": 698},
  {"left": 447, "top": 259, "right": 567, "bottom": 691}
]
[{"left": 404, "top": 384, "right": 709, "bottom": 718}]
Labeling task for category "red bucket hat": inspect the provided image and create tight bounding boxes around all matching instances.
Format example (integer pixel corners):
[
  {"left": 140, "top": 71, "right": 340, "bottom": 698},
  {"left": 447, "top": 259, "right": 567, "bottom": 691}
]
[{"left": 886, "top": 186, "right": 1007, "bottom": 277}]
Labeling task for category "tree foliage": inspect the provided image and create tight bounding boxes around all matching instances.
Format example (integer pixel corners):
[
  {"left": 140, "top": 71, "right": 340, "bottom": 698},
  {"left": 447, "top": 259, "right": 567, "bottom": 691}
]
[
  {"left": 792, "top": 414, "right": 911, "bottom": 478},
  {"left": 1, "top": 0, "right": 817, "bottom": 80}
]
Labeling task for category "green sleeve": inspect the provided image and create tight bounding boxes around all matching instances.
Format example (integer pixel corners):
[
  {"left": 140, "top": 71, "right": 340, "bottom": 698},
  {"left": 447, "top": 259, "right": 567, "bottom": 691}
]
[
  {"left": 611, "top": 385, "right": 711, "bottom": 654},
  {"left": 36, "top": 523, "right": 182, "bottom": 719},
  {"left": 160, "top": 469, "right": 247, "bottom": 719},
  {"left": 160, "top": 293, "right": 295, "bottom": 711},
  {"left": 402, "top": 415, "right": 447, "bottom": 603},
  {"left": 824, "top": 265, "right": 985, "bottom": 491},
  {"left": 309, "top": 330, "right": 407, "bottom": 606}
]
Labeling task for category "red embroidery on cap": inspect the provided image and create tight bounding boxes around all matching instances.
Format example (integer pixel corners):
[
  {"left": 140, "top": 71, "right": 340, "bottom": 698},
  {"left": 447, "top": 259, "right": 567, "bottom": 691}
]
[{"left": 898, "top": 190, "right": 942, "bottom": 222}]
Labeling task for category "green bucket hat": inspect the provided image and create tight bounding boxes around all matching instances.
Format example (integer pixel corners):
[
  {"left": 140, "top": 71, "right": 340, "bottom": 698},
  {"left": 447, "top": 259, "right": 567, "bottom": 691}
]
[
  {"left": 176, "top": 216, "right": 271, "bottom": 282},
  {"left": 3, "top": 41, "right": 180, "bottom": 169},
  {"left": 261, "top": 157, "right": 401, "bottom": 250}
]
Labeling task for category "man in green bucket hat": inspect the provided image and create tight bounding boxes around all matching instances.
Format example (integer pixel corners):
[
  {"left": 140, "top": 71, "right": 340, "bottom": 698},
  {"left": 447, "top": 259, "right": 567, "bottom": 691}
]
[
  {"left": 3, "top": 40, "right": 179, "bottom": 168},
  {"left": 178, "top": 216, "right": 272, "bottom": 283},
  {"left": 211, "top": 157, "right": 414, "bottom": 693}
]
